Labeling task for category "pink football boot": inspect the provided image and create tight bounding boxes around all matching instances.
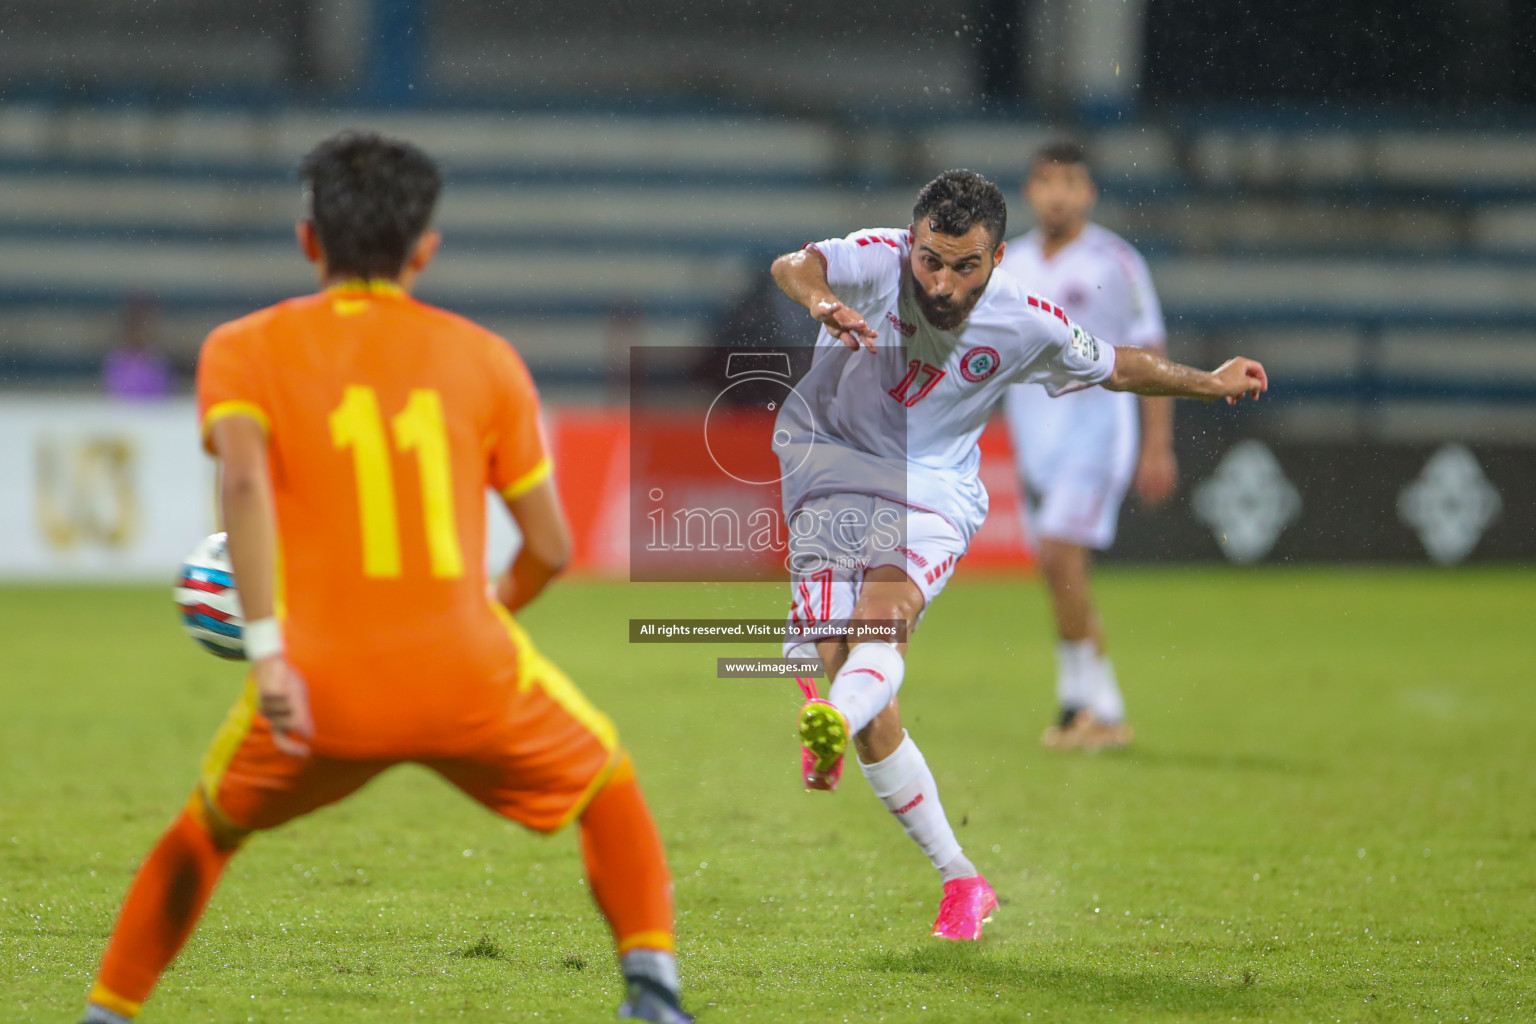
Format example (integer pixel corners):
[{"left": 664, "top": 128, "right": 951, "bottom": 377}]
[
  {"left": 931, "top": 876, "right": 999, "bottom": 940},
  {"left": 796, "top": 677, "right": 846, "bottom": 791},
  {"left": 801, "top": 744, "right": 844, "bottom": 791}
]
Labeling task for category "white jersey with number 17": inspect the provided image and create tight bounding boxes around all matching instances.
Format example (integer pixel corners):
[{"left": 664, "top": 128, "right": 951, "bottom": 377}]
[{"left": 774, "top": 227, "right": 1117, "bottom": 541}]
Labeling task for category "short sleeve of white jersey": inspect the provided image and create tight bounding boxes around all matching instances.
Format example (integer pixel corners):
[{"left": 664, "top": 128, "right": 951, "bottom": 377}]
[
  {"left": 1116, "top": 245, "right": 1167, "bottom": 350},
  {"left": 806, "top": 228, "right": 906, "bottom": 321},
  {"left": 1015, "top": 312, "right": 1118, "bottom": 398}
]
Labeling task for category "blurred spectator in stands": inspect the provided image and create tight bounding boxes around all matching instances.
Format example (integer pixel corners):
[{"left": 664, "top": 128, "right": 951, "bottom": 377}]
[{"left": 102, "top": 295, "right": 173, "bottom": 399}]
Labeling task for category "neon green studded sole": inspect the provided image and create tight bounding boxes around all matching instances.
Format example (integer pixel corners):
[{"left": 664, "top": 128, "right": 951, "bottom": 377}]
[{"left": 798, "top": 701, "right": 849, "bottom": 773}]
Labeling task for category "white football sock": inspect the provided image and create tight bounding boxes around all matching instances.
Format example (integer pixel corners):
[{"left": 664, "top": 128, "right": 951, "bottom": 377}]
[
  {"left": 1055, "top": 639, "right": 1097, "bottom": 710},
  {"left": 859, "top": 731, "right": 975, "bottom": 882},
  {"left": 829, "top": 641, "right": 905, "bottom": 736},
  {"left": 1087, "top": 653, "right": 1126, "bottom": 724}
]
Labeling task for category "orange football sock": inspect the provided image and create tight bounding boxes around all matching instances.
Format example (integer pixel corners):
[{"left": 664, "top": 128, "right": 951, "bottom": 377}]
[
  {"left": 90, "top": 798, "right": 238, "bottom": 1015},
  {"left": 578, "top": 756, "right": 674, "bottom": 955}
]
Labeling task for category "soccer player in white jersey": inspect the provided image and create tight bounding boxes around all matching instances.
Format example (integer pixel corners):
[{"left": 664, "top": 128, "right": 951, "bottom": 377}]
[
  {"left": 769, "top": 170, "right": 1266, "bottom": 941},
  {"left": 1000, "top": 140, "right": 1174, "bottom": 751}
]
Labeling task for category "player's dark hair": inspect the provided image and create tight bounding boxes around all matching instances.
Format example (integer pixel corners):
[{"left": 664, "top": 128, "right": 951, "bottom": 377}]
[
  {"left": 1032, "top": 139, "right": 1091, "bottom": 172},
  {"left": 912, "top": 169, "right": 1008, "bottom": 250},
  {"left": 300, "top": 131, "right": 441, "bottom": 279}
]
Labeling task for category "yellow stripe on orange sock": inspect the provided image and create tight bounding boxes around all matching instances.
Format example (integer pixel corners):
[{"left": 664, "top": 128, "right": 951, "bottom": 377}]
[
  {"left": 617, "top": 929, "right": 676, "bottom": 955},
  {"left": 88, "top": 981, "right": 142, "bottom": 1018}
]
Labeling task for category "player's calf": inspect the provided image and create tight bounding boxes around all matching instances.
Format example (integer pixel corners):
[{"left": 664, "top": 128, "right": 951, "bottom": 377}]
[
  {"left": 826, "top": 640, "right": 905, "bottom": 737},
  {"left": 82, "top": 795, "right": 239, "bottom": 1022},
  {"left": 577, "top": 757, "right": 690, "bottom": 1021}
]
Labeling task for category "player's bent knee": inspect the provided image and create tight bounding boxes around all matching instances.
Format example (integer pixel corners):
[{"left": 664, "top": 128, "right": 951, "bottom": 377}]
[
  {"left": 572, "top": 751, "right": 636, "bottom": 828},
  {"left": 1038, "top": 541, "right": 1087, "bottom": 580},
  {"left": 188, "top": 788, "right": 252, "bottom": 851},
  {"left": 852, "top": 596, "right": 922, "bottom": 640},
  {"left": 600, "top": 751, "right": 636, "bottom": 792}
]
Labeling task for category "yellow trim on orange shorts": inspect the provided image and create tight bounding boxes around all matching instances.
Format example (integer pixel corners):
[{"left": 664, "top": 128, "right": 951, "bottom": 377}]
[
  {"left": 617, "top": 930, "right": 676, "bottom": 955},
  {"left": 488, "top": 600, "right": 623, "bottom": 831},
  {"left": 185, "top": 790, "right": 250, "bottom": 850},
  {"left": 531, "top": 657, "right": 619, "bottom": 753},
  {"left": 500, "top": 458, "right": 552, "bottom": 501},
  {"left": 491, "top": 603, "right": 618, "bottom": 750},
  {"left": 552, "top": 748, "right": 626, "bottom": 834},
  {"left": 488, "top": 603, "right": 536, "bottom": 692},
  {"left": 198, "top": 679, "right": 258, "bottom": 819},
  {"left": 605, "top": 754, "right": 635, "bottom": 788},
  {"left": 201, "top": 399, "right": 270, "bottom": 440},
  {"left": 88, "top": 982, "right": 143, "bottom": 1018}
]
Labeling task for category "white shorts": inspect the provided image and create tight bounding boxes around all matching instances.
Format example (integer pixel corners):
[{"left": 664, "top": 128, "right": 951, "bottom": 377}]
[
  {"left": 1005, "top": 384, "right": 1138, "bottom": 551},
  {"left": 1021, "top": 467, "right": 1134, "bottom": 551},
  {"left": 782, "top": 494, "right": 967, "bottom": 658}
]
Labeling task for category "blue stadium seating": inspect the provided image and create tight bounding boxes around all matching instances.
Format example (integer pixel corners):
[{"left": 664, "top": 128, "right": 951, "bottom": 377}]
[{"left": 1, "top": 105, "right": 1534, "bottom": 438}]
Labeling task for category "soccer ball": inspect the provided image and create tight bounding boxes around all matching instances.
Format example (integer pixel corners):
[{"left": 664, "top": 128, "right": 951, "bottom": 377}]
[{"left": 174, "top": 532, "right": 245, "bottom": 659}]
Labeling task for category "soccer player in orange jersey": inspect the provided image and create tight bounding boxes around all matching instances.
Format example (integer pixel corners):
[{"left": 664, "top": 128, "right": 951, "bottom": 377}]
[{"left": 81, "top": 132, "right": 690, "bottom": 1024}]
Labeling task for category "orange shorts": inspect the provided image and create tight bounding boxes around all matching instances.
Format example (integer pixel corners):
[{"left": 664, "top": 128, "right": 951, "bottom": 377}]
[{"left": 197, "top": 643, "right": 620, "bottom": 838}]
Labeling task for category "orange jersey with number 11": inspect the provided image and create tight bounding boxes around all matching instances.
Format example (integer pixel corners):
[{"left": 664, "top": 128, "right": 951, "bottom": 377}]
[{"left": 197, "top": 281, "right": 552, "bottom": 759}]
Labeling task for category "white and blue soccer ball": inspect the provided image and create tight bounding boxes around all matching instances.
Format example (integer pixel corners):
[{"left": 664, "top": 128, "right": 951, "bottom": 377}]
[{"left": 174, "top": 532, "right": 246, "bottom": 660}]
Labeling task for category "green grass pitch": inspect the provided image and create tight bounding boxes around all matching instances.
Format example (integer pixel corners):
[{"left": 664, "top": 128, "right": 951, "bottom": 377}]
[{"left": 2, "top": 569, "right": 1532, "bottom": 1022}]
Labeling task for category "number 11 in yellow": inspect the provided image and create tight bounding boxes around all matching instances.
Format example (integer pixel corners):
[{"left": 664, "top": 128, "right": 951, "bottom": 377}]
[{"left": 330, "top": 385, "right": 464, "bottom": 579}]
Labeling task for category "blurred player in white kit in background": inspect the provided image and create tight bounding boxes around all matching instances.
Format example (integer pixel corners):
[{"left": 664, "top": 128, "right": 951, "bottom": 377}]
[{"left": 1001, "top": 140, "right": 1177, "bottom": 751}]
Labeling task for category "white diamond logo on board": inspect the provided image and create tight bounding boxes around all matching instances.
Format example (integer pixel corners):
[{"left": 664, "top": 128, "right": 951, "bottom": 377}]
[
  {"left": 1398, "top": 444, "right": 1501, "bottom": 565},
  {"left": 1192, "top": 440, "right": 1301, "bottom": 563}
]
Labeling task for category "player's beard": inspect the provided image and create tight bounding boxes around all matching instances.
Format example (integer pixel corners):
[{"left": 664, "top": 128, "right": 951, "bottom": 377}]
[{"left": 912, "top": 272, "right": 989, "bottom": 332}]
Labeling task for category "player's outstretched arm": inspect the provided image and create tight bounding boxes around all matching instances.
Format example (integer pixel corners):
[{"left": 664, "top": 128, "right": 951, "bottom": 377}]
[
  {"left": 1104, "top": 346, "right": 1268, "bottom": 406},
  {"left": 770, "top": 249, "right": 878, "bottom": 352},
  {"left": 495, "top": 477, "right": 573, "bottom": 613},
  {"left": 209, "top": 415, "right": 312, "bottom": 754}
]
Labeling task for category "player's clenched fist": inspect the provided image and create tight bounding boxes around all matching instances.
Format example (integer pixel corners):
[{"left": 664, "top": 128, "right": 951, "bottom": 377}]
[
  {"left": 813, "top": 299, "right": 879, "bottom": 352},
  {"left": 254, "top": 656, "right": 314, "bottom": 756},
  {"left": 1211, "top": 357, "right": 1268, "bottom": 404}
]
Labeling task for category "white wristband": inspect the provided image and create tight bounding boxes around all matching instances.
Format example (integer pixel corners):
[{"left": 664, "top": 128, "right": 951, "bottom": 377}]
[{"left": 244, "top": 616, "right": 284, "bottom": 661}]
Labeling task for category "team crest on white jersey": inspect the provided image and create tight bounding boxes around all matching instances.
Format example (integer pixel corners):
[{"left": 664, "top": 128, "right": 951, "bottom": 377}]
[
  {"left": 1069, "top": 325, "right": 1098, "bottom": 362},
  {"left": 959, "top": 346, "right": 1001, "bottom": 382}
]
